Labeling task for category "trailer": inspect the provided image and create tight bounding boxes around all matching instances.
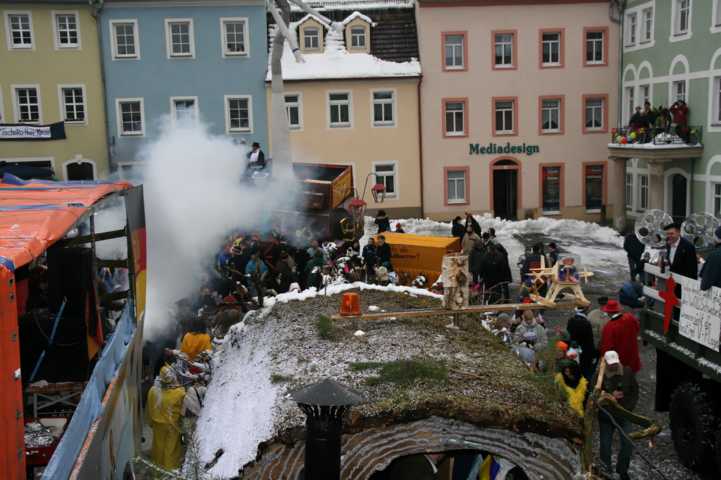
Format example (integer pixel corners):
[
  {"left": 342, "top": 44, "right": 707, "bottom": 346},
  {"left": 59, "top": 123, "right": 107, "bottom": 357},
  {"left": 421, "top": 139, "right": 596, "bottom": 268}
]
[
  {"left": 639, "top": 263, "right": 721, "bottom": 474},
  {"left": 0, "top": 177, "right": 146, "bottom": 480}
]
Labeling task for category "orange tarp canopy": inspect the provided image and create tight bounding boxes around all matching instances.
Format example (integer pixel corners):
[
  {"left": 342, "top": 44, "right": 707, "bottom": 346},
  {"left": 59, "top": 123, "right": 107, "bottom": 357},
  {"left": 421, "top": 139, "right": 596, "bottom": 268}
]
[
  {"left": 375, "top": 232, "right": 461, "bottom": 285},
  {"left": 0, "top": 180, "right": 130, "bottom": 270}
]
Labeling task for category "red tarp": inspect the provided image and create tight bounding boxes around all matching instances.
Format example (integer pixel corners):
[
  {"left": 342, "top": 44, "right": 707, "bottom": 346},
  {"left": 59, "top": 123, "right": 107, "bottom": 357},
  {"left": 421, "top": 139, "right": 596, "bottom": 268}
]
[{"left": 0, "top": 180, "right": 130, "bottom": 270}]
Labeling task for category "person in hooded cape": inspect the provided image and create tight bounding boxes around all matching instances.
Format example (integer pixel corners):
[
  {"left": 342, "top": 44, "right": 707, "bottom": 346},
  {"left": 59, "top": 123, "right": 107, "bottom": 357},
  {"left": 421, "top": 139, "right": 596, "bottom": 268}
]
[{"left": 146, "top": 366, "right": 186, "bottom": 470}]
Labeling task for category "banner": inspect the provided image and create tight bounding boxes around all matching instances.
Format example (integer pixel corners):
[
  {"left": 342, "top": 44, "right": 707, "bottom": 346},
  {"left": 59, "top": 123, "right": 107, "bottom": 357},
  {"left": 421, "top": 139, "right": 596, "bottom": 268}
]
[
  {"left": 679, "top": 284, "right": 721, "bottom": 351},
  {"left": 0, "top": 122, "right": 66, "bottom": 141}
]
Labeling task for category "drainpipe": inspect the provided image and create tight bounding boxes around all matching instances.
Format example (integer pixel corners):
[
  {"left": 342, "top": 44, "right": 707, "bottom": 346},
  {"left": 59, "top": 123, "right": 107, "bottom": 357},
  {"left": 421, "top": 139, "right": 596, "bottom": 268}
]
[
  {"left": 417, "top": 75, "right": 424, "bottom": 218},
  {"left": 612, "top": 0, "right": 626, "bottom": 229},
  {"left": 91, "top": 0, "right": 114, "bottom": 177},
  {"left": 690, "top": 156, "right": 695, "bottom": 214}
]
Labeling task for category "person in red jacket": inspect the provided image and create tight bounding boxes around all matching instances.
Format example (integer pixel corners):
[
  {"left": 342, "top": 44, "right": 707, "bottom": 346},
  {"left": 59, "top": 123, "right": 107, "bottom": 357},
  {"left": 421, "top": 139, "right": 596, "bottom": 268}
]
[{"left": 598, "top": 299, "right": 641, "bottom": 373}]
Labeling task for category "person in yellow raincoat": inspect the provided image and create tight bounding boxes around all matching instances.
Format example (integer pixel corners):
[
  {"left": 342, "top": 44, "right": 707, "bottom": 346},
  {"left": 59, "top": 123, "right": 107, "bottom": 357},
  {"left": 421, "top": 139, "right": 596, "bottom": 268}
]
[
  {"left": 554, "top": 361, "right": 588, "bottom": 417},
  {"left": 180, "top": 317, "right": 212, "bottom": 362},
  {"left": 146, "top": 366, "right": 186, "bottom": 470}
]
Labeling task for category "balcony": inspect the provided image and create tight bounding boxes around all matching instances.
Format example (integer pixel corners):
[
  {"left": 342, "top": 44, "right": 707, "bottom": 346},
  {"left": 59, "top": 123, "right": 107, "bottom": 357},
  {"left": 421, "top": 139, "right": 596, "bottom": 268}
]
[{"left": 608, "top": 126, "right": 704, "bottom": 161}]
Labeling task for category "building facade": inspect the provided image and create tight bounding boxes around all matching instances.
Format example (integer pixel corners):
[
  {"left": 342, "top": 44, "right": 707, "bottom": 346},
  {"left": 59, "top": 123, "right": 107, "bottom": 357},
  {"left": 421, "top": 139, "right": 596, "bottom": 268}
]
[
  {"left": 268, "top": 1, "right": 423, "bottom": 217},
  {"left": 416, "top": 0, "right": 620, "bottom": 222},
  {"left": 99, "top": 0, "right": 268, "bottom": 176},
  {"left": 0, "top": 1, "right": 109, "bottom": 180},
  {"left": 616, "top": 0, "right": 721, "bottom": 221}
]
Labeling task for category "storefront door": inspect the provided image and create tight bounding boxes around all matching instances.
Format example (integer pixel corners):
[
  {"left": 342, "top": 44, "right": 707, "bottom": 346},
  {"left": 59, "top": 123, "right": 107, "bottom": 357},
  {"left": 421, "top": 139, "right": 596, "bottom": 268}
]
[
  {"left": 670, "top": 174, "right": 687, "bottom": 223},
  {"left": 493, "top": 167, "right": 518, "bottom": 220}
]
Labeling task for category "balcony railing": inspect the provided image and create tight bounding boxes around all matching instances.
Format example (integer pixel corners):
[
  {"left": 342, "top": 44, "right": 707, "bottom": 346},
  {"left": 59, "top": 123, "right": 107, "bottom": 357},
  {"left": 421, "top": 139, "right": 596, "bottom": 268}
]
[{"left": 609, "top": 125, "right": 703, "bottom": 147}]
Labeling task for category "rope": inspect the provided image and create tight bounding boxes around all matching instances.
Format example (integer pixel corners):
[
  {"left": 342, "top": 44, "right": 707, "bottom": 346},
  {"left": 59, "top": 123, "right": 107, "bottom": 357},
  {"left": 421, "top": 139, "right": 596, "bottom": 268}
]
[{"left": 134, "top": 457, "right": 187, "bottom": 479}]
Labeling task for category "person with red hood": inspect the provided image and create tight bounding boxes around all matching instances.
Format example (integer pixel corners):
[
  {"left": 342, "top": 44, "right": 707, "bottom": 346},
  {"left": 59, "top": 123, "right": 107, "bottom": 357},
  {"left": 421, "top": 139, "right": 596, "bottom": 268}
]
[{"left": 598, "top": 299, "right": 641, "bottom": 373}]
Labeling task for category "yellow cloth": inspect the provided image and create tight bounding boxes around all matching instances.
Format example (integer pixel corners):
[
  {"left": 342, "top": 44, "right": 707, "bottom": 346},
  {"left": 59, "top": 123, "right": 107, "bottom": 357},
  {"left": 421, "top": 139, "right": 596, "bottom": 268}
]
[
  {"left": 555, "top": 373, "right": 588, "bottom": 417},
  {"left": 146, "top": 385, "right": 186, "bottom": 470},
  {"left": 180, "top": 332, "right": 212, "bottom": 361},
  {"left": 479, "top": 455, "right": 494, "bottom": 480}
]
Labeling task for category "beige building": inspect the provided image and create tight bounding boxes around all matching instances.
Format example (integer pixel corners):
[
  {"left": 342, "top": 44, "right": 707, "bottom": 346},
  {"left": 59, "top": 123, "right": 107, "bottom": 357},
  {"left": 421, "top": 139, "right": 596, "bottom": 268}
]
[
  {"left": 267, "top": 3, "right": 423, "bottom": 217},
  {"left": 416, "top": 0, "right": 621, "bottom": 222},
  {"left": 0, "top": 1, "right": 109, "bottom": 180}
]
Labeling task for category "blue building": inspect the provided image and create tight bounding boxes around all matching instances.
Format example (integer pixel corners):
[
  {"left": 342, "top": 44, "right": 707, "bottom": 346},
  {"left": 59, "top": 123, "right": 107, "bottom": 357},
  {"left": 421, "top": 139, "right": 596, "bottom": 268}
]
[{"left": 99, "top": 0, "right": 268, "bottom": 175}]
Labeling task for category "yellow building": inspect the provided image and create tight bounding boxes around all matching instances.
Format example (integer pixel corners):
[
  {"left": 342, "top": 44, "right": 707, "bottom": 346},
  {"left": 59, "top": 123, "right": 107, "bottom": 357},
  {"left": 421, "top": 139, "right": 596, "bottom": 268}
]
[
  {"left": 267, "top": 6, "right": 423, "bottom": 217},
  {"left": 0, "top": 1, "right": 108, "bottom": 180}
]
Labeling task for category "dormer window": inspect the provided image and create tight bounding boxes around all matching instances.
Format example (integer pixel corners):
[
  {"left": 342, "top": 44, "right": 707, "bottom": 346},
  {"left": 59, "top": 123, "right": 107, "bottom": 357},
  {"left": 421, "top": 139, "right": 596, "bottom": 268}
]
[
  {"left": 350, "top": 27, "right": 366, "bottom": 48},
  {"left": 304, "top": 27, "right": 319, "bottom": 50}
]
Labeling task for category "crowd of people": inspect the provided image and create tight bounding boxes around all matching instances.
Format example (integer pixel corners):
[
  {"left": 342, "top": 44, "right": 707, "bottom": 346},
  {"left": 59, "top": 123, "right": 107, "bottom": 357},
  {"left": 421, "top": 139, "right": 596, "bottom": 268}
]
[{"left": 620, "top": 99, "right": 697, "bottom": 144}]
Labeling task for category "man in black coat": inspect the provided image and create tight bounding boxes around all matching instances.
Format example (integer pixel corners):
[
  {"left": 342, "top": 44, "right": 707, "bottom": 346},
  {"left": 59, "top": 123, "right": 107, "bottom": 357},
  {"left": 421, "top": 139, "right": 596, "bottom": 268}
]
[
  {"left": 451, "top": 216, "right": 465, "bottom": 238},
  {"left": 700, "top": 227, "right": 721, "bottom": 291},
  {"left": 664, "top": 222, "right": 697, "bottom": 280},
  {"left": 566, "top": 306, "right": 598, "bottom": 380},
  {"left": 376, "top": 235, "right": 392, "bottom": 270},
  {"left": 623, "top": 232, "right": 645, "bottom": 281}
]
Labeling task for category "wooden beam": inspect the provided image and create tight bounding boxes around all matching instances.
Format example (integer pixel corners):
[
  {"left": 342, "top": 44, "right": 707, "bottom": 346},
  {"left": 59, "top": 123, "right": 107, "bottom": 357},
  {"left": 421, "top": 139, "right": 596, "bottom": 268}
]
[
  {"left": 58, "top": 228, "right": 127, "bottom": 247},
  {"left": 97, "top": 259, "right": 128, "bottom": 269}
]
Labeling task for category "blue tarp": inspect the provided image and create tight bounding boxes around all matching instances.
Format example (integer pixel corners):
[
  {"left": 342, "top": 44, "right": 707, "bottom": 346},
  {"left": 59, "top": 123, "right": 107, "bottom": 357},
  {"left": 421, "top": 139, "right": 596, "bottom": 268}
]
[{"left": 42, "top": 302, "right": 136, "bottom": 480}]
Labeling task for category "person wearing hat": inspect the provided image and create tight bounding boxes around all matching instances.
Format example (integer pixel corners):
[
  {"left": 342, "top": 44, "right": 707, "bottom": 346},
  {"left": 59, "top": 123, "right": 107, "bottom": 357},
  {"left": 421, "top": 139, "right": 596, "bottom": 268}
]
[
  {"left": 598, "top": 350, "right": 639, "bottom": 480},
  {"left": 514, "top": 310, "right": 548, "bottom": 349},
  {"left": 566, "top": 305, "right": 598, "bottom": 381},
  {"left": 664, "top": 222, "right": 697, "bottom": 280},
  {"left": 180, "top": 316, "right": 212, "bottom": 362},
  {"left": 451, "top": 216, "right": 465, "bottom": 238},
  {"left": 554, "top": 361, "right": 588, "bottom": 417},
  {"left": 246, "top": 142, "right": 265, "bottom": 169},
  {"left": 700, "top": 226, "right": 721, "bottom": 291},
  {"left": 146, "top": 366, "right": 186, "bottom": 470},
  {"left": 599, "top": 300, "right": 641, "bottom": 373}
]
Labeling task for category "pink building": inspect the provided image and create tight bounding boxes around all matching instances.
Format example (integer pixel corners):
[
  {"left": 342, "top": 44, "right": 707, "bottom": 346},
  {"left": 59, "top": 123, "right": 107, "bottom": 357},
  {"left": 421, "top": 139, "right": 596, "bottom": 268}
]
[{"left": 416, "top": 0, "right": 622, "bottom": 222}]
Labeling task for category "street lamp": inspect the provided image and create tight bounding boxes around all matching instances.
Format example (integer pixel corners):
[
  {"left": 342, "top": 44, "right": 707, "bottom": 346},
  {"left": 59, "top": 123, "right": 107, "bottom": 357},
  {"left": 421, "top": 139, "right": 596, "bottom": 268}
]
[{"left": 291, "top": 379, "right": 364, "bottom": 480}]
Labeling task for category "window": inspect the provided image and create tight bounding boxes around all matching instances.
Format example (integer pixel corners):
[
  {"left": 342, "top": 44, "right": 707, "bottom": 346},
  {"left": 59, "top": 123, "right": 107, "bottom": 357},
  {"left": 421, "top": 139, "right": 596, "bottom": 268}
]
[
  {"left": 6, "top": 12, "right": 33, "bottom": 48},
  {"left": 585, "top": 29, "right": 605, "bottom": 65},
  {"left": 372, "top": 91, "right": 394, "bottom": 126},
  {"left": 304, "top": 27, "right": 320, "bottom": 50},
  {"left": 350, "top": 27, "right": 365, "bottom": 48},
  {"left": 672, "top": 80, "right": 686, "bottom": 102},
  {"left": 60, "top": 86, "right": 85, "bottom": 123},
  {"left": 54, "top": 12, "right": 79, "bottom": 48},
  {"left": 443, "top": 33, "right": 465, "bottom": 70},
  {"left": 625, "top": 86, "right": 635, "bottom": 122},
  {"left": 541, "top": 31, "right": 561, "bottom": 66},
  {"left": 171, "top": 97, "right": 198, "bottom": 124},
  {"left": 584, "top": 96, "right": 606, "bottom": 132},
  {"left": 117, "top": 99, "right": 144, "bottom": 136},
  {"left": 494, "top": 99, "right": 515, "bottom": 135},
  {"left": 714, "top": 183, "right": 721, "bottom": 217},
  {"left": 111, "top": 20, "right": 138, "bottom": 58},
  {"left": 642, "top": 8, "right": 653, "bottom": 42},
  {"left": 284, "top": 94, "right": 301, "bottom": 129},
  {"left": 446, "top": 169, "right": 467, "bottom": 204},
  {"left": 165, "top": 19, "right": 194, "bottom": 58},
  {"left": 674, "top": 0, "right": 691, "bottom": 36},
  {"left": 493, "top": 32, "right": 514, "bottom": 69},
  {"left": 225, "top": 96, "right": 251, "bottom": 132},
  {"left": 585, "top": 164, "right": 605, "bottom": 211},
  {"left": 712, "top": 77, "right": 721, "bottom": 125},
  {"left": 14, "top": 87, "right": 40, "bottom": 123},
  {"left": 638, "top": 174, "right": 649, "bottom": 210},
  {"left": 221, "top": 18, "right": 248, "bottom": 56},
  {"left": 328, "top": 92, "right": 351, "bottom": 127},
  {"left": 542, "top": 166, "right": 562, "bottom": 213},
  {"left": 715, "top": 0, "right": 721, "bottom": 27},
  {"left": 625, "top": 173, "right": 633, "bottom": 210},
  {"left": 374, "top": 163, "right": 396, "bottom": 198},
  {"left": 541, "top": 98, "right": 561, "bottom": 133},
  {"left": 625, "top": 12, "right": 637, "bottom": 46},
  {"left": 444, "top": 100, "right": 466, "bottom": 137},
  {"left": 640, "top": 84, "right": 651, "bottom": 106}
]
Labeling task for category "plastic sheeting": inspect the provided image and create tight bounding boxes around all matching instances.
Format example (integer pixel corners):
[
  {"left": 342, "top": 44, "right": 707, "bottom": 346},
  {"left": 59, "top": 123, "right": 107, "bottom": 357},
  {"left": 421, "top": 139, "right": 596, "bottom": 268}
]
[{"left": 41, "top": 302, "right": 136, "bottom": 480}]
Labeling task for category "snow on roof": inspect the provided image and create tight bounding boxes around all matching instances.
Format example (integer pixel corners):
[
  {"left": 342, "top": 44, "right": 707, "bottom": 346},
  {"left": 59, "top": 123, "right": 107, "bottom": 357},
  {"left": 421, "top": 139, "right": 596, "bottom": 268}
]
[
  {"left": 266, "top": 23, "right": 420, "bottom": 81},
  {"left": 291, "top": 0, "right": 414, "bottom": 11},
  {"left": 293, "top": 12, "right": 330, "bottom": 28},
  {"left": 342, "top": 10, "right": 377, "bottom": 26}
]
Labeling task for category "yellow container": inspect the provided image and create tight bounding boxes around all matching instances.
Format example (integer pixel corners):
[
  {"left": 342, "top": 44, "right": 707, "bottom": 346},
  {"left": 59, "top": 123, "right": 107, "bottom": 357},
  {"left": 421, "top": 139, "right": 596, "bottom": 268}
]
[{"left": 375, "top": 233, "right": 461, "bottom": 285}]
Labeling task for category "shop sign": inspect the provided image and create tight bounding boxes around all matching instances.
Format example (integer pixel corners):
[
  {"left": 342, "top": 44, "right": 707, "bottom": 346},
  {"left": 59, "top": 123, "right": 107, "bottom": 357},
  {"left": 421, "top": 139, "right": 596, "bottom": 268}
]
[
  {"left": 469, "top": 142, "right": 540, "bottom": 156},
  {"left": 0, "top": 122, "right": 66, "bottom": 141}
]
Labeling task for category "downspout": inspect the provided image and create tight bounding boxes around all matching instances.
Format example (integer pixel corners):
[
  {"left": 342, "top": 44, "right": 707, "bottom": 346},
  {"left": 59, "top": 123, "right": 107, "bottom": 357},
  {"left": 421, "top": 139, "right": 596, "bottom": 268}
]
[
  {"left": 417, "top": 74, "right": 424, "bottom": 218},
  {"left": 91, "top": 0, "right": 114, "bottom": 177},
  {"left": 615, "top": 0, "right": 626, "bottom": 132},
  {"left": 690, "top": 156, "right": 695, "bottom": 214}
]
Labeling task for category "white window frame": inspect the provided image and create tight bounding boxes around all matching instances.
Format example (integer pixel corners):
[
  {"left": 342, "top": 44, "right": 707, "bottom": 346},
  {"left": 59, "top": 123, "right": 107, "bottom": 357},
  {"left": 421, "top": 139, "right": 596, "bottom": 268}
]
[
  {"left": 5, "top": 11, "right": 34, "bottom": 50},
  {"left": 327, "top": 91, "right": 352, "bottom": 128},
  {"left": 625, "top": 86, "right": 636, "bottom": 123},
  {"left": 494, "top": 32, "right": 514, "bottom": 68},
  {"left": 169, "top": 96, "right": 199, "bottom": 125},
  {"left": 115, "top": 97, "right": 145, "bottom": 137},
  {"left": 284, "top": 92, "right": 303, "bottom": 130},
  {"left": 444, "top": 101, "right": 465, "bottom": 137},
  {"left": 446, "top": 169, "right": 467, "bottom": 205},
  {"left": 712, "top": 0, "right": 721, "bottom": 33},
  {"left": 12, "top": 84, "right": 41, "bottom": 123},
  {"left": 52, "top": 11, "right": 81, "bottom": 50},
  {"left": 541, "top": 31, "right": 561, "bottom": 66},
  {"left": 494, "top": 99, "right": 515, "bottom": 134},
  {"left": 638, "top": 174, "right": 649, "bottom": 211},
  {"left": 585, "top": 29, "right": 605, "bottom": 64},
  {"left": 625, "top": 12, "right": 638, "bottom": 46},
  {"left": 220, "top": 17, "right": 249, "bottom": 57},
  {"left": 585, "top": 98, "right": 605, "bottom": 131},
  {"left": 165, "top": 18, "right": 195, "bottom": 59},
  {"left": 670, "top": 79, "right": 687, "bottom": 103},
  {"left": 110, "top": 19, "right": 140, "bottom": 59},
  {"left": 625, "top": 173, "right": 634, "bottom": 210},
  {"left": 444, "top": 33, "right": 465, "bottom": 70},
  {"left": 373, "top": 161, "right": 398, "bottom": 199},
  {"left": 641, "top": 7, "right": 654, "bottom": 43},
  {"left": 640, "top": 84, "right": 651, "bottom": 106},
  {"left": 350, "top": 26, "right": 366, "bottom": 49},
  {"left": 58, "top": 84, "right": 87, "bottom": 125},
  {"left": 541, "top": 98, "right": 561, "bottom": 133},
  {"left": 371, "top": 89, "right": 396, "bottom": 127},
  {"left": 304, "top": 27, "right": 320, "bottom": 50},
  {"left": 224, "top": 95, "right": 253, "bottom": 133},
  {"left": 670, "top": 0, "right": 693, "bottom": 42}
]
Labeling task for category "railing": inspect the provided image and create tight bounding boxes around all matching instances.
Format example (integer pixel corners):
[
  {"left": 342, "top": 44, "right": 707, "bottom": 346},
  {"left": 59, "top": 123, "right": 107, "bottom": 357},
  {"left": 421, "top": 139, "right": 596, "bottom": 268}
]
[{"left": 609, "top": 125, "right": 703, "bottom": 146}]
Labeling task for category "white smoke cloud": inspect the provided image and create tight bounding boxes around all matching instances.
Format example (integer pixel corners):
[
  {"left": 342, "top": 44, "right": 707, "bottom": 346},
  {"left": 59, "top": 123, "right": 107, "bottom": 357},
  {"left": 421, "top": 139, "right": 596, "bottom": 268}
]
[{"left": 138, "top": 120, "right": 296, "bottom": 340}]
